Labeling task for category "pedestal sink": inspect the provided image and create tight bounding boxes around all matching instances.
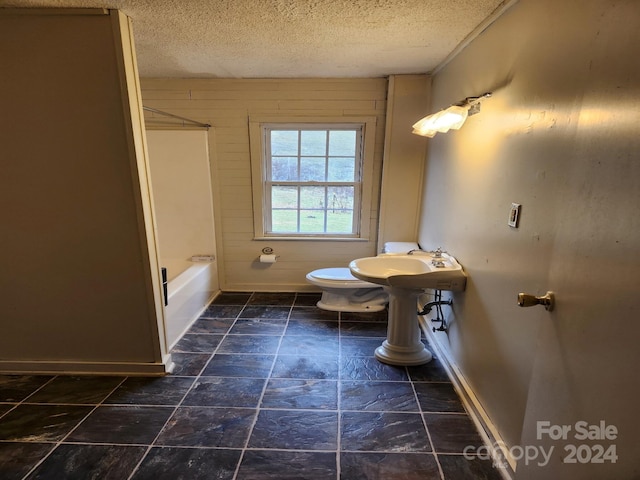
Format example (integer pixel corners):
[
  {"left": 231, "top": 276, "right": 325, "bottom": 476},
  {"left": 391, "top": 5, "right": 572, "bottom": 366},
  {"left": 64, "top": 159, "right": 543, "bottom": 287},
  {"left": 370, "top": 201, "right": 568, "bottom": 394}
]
[{"left": 349, "top": 252, "right": 466, "bottom": 366}]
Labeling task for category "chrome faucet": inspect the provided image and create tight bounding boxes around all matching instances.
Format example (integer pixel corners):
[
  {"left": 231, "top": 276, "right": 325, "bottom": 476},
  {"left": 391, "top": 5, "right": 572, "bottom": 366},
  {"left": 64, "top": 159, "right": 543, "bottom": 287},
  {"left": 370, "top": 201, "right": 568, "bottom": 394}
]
[
  {"left": 407, "top": 248, "right": 433, "bottom": 255},
  {"left": 408, "top": 247, "right": 445, "bottom": 256}
]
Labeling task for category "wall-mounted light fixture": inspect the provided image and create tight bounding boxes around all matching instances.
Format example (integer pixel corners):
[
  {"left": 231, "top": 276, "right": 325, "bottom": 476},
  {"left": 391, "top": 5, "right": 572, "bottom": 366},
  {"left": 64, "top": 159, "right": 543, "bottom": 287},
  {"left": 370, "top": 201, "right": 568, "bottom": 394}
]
[{"left": 412, "top": 92, "right": 492, "bottom": 137}]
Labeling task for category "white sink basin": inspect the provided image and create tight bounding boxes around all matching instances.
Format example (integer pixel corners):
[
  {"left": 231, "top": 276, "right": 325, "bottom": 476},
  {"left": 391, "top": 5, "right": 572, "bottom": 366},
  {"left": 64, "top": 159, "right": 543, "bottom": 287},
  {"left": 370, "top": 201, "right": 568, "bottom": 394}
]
[
  {"left": 349, "top": 253, "right": 467, "bottom": 291},
  {"left": 348, "top": 256, "right": 432, "bottom": 277}
]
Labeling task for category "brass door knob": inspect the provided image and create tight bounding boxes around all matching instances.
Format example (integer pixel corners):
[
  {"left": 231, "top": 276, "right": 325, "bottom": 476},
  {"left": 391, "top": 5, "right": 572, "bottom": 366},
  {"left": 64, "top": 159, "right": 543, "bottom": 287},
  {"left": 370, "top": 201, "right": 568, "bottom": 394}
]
[{"left": 517, "top": 291, "right": 555, "bottom": 311}]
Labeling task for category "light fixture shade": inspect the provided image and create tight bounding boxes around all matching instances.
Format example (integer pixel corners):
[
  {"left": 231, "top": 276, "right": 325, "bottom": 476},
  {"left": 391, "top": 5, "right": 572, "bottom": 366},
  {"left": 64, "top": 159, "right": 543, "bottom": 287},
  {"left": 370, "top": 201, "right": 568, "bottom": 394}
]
[
  {"left": 438, "top": 105, "right": 468, "bottom": 130},
  {"left": 411, "top": 127, "right": 436, "bottom": 137},
  {"left": 412, "top": 104, "right": 470, "bottom": 137},
  {"left": 411, "top": 112, "right": 441, "bottom": 136}
]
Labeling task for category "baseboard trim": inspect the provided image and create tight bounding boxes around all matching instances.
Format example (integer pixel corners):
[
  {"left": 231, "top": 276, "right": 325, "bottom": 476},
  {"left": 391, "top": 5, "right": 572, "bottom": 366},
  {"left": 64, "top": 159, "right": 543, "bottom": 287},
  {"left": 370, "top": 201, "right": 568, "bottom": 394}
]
[
  {"left": 220, "top": 284, "right": 320, "bottom": 293},
  {"left": 0, "top": 354, "right": 173, "bottom": 376},
  {"left": 419, "top": 314, "right": 516, "bottom": 479}
]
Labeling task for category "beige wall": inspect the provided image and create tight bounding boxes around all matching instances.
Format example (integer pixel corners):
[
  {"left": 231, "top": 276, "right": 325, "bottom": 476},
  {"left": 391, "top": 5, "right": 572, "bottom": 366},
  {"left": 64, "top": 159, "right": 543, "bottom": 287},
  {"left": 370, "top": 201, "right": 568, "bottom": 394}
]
[
  {"left": 0, "top": 9, "right": 168, "bottom": 374},
  {"left": 421, "top": 0, "right": 640, "bottom": 477},
  {"left": 378, "top": 75, "right": 429, "bottom": 250},
  {"left": 141, "top": 78, "right": 388, "bottom": 291}
]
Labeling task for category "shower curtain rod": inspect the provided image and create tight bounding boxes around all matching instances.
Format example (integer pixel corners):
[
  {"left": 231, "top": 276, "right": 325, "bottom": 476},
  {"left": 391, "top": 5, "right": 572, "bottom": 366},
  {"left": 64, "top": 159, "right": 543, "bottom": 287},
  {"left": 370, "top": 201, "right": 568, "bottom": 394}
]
[{"left": 143, "top": 106, "right": 211, "bottom": 129}]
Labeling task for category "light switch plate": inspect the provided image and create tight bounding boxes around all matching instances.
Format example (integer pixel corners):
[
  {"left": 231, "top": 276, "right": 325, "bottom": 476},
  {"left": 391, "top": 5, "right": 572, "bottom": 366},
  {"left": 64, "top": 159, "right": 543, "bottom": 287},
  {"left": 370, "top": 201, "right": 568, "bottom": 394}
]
[{"left": 508, "top": 203, "right": 521, "bottom": 228}]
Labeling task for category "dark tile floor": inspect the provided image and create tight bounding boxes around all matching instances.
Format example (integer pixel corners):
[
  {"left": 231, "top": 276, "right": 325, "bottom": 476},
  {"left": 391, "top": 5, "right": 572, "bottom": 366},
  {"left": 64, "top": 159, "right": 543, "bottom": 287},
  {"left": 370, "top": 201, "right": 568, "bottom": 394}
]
[{"left": 0, "top": 292, "right": 504, "bottom": 480}]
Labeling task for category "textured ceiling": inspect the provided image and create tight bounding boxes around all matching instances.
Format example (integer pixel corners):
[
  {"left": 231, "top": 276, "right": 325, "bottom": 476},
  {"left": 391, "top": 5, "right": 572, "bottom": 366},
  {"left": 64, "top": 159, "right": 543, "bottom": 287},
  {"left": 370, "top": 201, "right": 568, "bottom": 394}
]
[{"left": 1, "top": 0, "right": 506, "bottom": 78}]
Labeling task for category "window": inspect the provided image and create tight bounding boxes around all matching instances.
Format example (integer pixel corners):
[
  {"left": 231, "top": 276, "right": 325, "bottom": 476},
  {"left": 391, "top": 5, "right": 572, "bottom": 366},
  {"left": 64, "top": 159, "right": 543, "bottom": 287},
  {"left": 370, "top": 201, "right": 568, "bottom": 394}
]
[
  {"left": 250, "top": 118, "right": 376, "bottom": 239},
  {"left": 268, "top": 125, "right": 362, "bottom": 235}
]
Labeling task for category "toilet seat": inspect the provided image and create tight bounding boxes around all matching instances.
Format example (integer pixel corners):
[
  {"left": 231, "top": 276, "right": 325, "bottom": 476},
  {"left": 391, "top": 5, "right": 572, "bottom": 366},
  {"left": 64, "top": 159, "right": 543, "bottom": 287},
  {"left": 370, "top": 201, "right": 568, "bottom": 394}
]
[{"left": 306, "top": 268, "right": 379, "bottom": 289}]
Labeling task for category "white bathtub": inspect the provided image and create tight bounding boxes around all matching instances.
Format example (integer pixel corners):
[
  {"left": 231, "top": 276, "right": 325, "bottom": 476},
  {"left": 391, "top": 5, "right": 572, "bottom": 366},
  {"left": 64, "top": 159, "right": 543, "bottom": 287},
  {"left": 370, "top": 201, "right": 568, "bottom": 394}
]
[{"left": 162, "top": 259, "right": 217, "bottom": 350}]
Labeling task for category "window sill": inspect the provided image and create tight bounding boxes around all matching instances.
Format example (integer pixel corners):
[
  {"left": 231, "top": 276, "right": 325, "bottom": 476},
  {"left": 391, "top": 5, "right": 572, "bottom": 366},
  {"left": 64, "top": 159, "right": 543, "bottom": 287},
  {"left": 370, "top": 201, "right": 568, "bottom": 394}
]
[{"left": 253, "top": 236, "right": 370, "bottom": 242}]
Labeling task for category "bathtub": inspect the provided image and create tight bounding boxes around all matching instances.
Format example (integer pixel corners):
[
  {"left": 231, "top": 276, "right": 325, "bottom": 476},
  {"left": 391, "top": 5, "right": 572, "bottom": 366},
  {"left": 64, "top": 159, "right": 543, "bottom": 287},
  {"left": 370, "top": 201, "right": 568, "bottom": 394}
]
[{"left": 162, "top": 259, "right": 217, "bottom": 350}]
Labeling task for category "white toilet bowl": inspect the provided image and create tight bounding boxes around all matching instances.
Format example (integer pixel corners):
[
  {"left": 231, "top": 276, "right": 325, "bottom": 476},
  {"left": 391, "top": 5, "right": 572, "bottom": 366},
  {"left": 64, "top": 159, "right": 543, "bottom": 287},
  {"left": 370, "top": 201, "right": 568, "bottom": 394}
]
[
  {"left": 306, "top": 242, "right": 420, "bottom": 312},
  {"left": 305, "top": 268, "right": 387, "bottom": 312}
]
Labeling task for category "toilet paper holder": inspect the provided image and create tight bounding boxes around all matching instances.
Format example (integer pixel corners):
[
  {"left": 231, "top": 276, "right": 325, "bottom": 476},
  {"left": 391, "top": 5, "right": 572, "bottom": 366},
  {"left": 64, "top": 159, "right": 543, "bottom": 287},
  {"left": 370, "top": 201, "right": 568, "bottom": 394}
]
[{"left": 259, "top": 247, "right": 279, "bottom": 264}]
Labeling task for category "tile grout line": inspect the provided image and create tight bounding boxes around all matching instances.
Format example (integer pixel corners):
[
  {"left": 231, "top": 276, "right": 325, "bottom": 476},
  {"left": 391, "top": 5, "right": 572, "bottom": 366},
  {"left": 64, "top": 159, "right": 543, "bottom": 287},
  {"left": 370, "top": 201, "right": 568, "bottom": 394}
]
[
  {"left": 13, "top": 375, "right": 57, "bottom": 404},
  {"left": 126, "top": 299, "right": 244, "bottom": 480},
  {"left": 2, "top": 293, "right": 487, "bottom": 479},
  {"left": 231, "top": 294, "right": 294, "bottom": 480},
  {"left": 2, "top": 374, "right": 59, "bottom": 435},
  {"left": 16, "top": 376, "right": 63, "bottom": 480},
  {"left": 0, "top": 374, "right": 58, "bottom": 425},
  {"left": 409, "top": 362, "right": 447, "bottom": 480},
  {"left": 336, "top": 310, "right": 343, "bottom": 480},
  {"left": 21, "top": 376, "right": 129, "bottom": 480}
]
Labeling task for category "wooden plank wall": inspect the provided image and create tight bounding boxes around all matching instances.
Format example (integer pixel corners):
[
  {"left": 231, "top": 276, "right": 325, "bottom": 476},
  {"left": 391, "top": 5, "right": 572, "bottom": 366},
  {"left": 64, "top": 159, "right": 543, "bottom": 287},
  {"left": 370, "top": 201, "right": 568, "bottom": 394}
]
[{"left": 141, "top": 78, "right": 388, "bottom": 291}]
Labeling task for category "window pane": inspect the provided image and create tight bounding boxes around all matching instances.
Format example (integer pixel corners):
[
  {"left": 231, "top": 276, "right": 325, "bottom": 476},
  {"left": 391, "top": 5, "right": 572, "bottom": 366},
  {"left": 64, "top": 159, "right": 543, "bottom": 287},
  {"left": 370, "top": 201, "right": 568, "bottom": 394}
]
[
  {"left": 272, "top": 209, "right": 298, "bottom": 232},
  {"left": 327, "top": 157, "right": 355, "bottom": 182},
  {"left": 272, "top": 157, "right": 298, "bottom": 181},
  {"left": 329, "top": 130, "right": 356, "bottom": 156},
  {"left": 301, "top": 130, "right": 327, "bottom": 156},
  {"left": 327, "top": 210, "right": 353, "bottom": 233},
  {"left": 300, "top": 186, "right": 325, "bottom": 209},
  {"left": 328, "top": 186, "right": 354, "bottom": 211},
  {"left": 300, "top": 209, "right": 325, "bottom": 232},
  {"left": 271, "top": 130, "right": 299, "bottom": 155},
  {"left": 300, "top": 157, "right": 326, "bottom": 181},
  {"left": 272, "top": 186, "right": 298, "bottom": 208}
]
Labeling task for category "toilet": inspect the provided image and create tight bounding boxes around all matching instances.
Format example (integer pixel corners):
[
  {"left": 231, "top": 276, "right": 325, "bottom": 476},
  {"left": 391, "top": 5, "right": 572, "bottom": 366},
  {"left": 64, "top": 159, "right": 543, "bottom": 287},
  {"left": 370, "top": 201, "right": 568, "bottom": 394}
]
[
  {"left": 305, "top": 268, "right": 387, "bottom": 312},
  {"left": 306, "top": 241, "right": 420, "bottom": 312}
]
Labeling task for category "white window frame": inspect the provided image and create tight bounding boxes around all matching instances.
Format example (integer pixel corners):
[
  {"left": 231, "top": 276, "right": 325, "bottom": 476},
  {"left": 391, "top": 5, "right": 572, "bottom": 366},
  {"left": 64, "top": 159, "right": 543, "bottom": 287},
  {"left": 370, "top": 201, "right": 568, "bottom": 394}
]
[{"left": 249, "top": 116, "right": 376, "bottom": 240}]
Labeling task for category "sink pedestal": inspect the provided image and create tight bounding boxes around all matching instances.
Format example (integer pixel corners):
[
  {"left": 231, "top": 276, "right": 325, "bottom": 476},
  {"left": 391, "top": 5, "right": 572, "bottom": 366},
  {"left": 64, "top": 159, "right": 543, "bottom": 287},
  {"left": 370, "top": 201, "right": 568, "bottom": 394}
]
[
  {"left": 348, "top": 251, "right": 465, "bottom": 365},
  {"left": 375, "top": 287, "right": 432, "bottom": 366}
]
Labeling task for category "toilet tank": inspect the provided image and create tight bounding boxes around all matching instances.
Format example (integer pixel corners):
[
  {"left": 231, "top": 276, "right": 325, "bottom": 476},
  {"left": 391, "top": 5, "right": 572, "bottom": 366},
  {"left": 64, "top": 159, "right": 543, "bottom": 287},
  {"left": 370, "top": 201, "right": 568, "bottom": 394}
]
[{"left": 382, "top": 242, "right": 420, "bottom": 254}]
